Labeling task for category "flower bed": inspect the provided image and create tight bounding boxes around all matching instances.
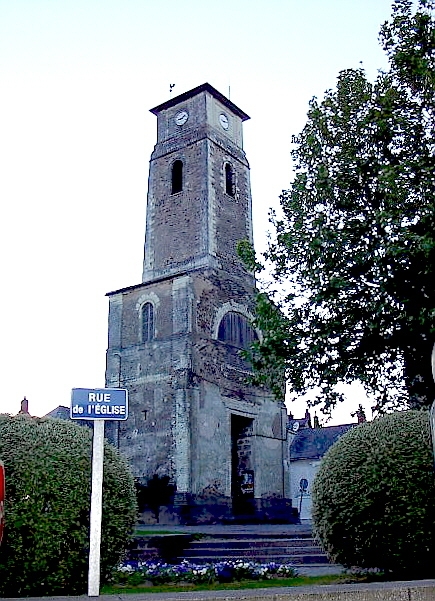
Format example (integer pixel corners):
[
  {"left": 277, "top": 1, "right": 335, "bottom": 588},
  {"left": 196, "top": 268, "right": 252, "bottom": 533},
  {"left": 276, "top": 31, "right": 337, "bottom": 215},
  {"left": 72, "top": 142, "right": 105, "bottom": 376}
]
[{"left": 112, "top": 559, "right": 297, "bottom": 586}]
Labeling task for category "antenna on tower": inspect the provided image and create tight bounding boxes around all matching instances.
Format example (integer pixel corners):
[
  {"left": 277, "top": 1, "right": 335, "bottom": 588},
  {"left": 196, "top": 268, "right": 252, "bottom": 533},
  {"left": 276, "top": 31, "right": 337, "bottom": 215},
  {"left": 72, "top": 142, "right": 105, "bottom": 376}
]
[
  {"left": 169, "top": 84, "right": 175, "bottom": 95},
  {"left": 228, "top": 85, "right": 231, "bottom": 99}
]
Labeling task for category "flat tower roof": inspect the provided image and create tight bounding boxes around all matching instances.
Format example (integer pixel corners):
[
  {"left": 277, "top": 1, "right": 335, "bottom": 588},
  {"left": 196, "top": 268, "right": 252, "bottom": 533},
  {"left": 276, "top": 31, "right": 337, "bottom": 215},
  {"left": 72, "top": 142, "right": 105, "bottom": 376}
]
[{"left": 150, "top": 82, "right": 250, "bottom": 121}]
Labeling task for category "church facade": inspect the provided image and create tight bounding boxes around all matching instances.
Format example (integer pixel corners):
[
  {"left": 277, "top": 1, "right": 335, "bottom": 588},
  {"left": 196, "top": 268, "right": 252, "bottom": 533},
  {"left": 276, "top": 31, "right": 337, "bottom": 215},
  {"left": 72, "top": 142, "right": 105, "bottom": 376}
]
[{"left": 105, "top": 84, "right": 291, "bottom": 523}]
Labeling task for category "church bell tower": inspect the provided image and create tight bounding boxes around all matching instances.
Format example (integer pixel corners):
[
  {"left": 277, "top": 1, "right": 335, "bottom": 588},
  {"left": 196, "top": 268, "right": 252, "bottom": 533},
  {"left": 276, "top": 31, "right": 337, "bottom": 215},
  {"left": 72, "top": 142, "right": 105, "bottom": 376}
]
[
  {"left": 106, "top": 84, "right": 290, "bottom": 523},
  {"left": 142, "top": 83, "right": 253, "bottom": 282}
]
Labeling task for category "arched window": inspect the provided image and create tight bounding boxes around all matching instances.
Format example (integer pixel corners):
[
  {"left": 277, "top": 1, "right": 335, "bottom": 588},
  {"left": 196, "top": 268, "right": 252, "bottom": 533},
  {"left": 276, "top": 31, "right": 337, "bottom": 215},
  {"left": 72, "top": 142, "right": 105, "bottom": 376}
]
[
  {"left": 225, "top": 163, "right": 235, "bottom": 197},
  {"left": 217, "top": 312, "right": 258, "bottom": 349},
  {"left": 171, "top": 160, "right": 183, "bottom": 194},
  {"left": 141, "top": 302, "right": 154, "bottom": 342}
]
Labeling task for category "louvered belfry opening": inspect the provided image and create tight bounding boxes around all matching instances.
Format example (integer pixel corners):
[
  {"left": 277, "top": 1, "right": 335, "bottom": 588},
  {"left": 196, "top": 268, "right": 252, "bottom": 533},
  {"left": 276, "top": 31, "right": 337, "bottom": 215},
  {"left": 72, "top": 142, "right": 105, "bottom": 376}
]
[{"left": 217, "top": 312, "right": 257, "bottom": 349}]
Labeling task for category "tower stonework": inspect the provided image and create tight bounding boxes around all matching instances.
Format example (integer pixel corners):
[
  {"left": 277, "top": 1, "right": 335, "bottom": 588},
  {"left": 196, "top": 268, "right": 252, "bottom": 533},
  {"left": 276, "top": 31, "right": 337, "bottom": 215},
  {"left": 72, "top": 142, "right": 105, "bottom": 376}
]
[{"left": 106, "top": 84, "right": 291, "bottom": 523}]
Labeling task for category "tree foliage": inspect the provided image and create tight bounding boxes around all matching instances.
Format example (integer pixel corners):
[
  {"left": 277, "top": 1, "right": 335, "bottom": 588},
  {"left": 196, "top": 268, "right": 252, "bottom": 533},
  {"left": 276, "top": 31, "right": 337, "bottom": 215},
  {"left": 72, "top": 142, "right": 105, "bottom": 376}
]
[
  {"left": 245, "top": 0, "right": 435, "bottom": 412},
  {"left": 312, "top": 410, "right": 435, "bottom": 578},
  {"left": 0, "top": 414, "right": 137, "bottom": 596}
]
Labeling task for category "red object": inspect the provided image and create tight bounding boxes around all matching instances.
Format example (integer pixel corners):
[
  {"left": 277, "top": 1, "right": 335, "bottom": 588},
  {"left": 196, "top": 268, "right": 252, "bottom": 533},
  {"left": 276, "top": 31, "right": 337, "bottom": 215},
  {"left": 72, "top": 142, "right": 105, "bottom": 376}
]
[{"left": 0, "top": 461, "right": 4, "bottom": 545}]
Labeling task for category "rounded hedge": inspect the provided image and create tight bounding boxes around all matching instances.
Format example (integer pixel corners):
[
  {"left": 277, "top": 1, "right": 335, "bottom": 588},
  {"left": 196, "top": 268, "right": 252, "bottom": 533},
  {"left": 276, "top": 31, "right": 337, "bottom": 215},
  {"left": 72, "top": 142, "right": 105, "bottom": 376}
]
[
  {"left": 312, "top": 410, "right": 435, "bottom": 578},
  {"left": 0, "top": 414, "right": 137, "bottom": 596}
]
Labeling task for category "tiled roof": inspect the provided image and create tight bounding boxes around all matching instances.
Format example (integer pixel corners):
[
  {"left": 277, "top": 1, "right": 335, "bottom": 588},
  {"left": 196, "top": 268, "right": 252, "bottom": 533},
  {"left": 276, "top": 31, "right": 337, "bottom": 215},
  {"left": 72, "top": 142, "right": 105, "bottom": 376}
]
[
  {"left": 290, "top": 424, "right": 355, "bottom": 460},
  {"left": 44, "top": 406, "right": 92, "bottom": 430},
  {"left": 45, "top": 405, "right": 70, "bottom": 420},
  {"left": 150, "top": 83, "right": 250, "bottom": 121}
]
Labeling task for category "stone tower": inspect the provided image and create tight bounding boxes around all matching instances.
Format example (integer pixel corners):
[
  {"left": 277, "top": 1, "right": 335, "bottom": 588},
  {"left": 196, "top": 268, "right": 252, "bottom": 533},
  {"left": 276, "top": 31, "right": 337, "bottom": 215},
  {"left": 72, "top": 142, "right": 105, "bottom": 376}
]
[{"left": 105, "top": 83, "right": 291, "bottom": 523}]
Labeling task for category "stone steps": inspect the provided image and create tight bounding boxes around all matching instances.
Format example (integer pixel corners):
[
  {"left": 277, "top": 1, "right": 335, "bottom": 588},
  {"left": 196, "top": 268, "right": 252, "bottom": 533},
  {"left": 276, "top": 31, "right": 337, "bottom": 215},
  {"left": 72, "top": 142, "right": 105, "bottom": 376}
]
[
  {"left": 182, "top": 545, "right": 323, "bottom": 557},
  {"left": 185, "top": 538, "right": 316, "bottom": 549},
  {"left": 177, "top": 536, "right": 330, "bottom": 566},
  {"left": 127, "top": 526, "right": 343, "bottom": 575},
  {"left": 180, "top": 554, "right": 329, "bottom": 565}
]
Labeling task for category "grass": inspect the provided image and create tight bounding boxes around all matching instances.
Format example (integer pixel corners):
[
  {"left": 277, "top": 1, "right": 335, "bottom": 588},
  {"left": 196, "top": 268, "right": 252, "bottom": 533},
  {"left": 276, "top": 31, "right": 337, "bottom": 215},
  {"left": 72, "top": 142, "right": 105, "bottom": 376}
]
[
  {"left": 133, "top": 529, "right": 205, "bottom": 542},
  {"left": 134, "top": 529, "right": 182, "bottom": 535},
  {"left": 101, "top": 574, "right": 350, "bottom": 594}
]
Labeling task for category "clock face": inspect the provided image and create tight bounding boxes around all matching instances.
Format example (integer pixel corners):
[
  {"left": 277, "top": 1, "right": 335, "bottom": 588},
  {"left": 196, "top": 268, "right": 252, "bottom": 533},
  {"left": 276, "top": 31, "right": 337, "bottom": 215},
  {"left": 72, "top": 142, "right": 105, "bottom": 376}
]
[
  {"left": 174, "top": 110, "right": 189, "bottom": 126},
  {"left": 219, "top": 113, "right": 229, "bottom": 130}
]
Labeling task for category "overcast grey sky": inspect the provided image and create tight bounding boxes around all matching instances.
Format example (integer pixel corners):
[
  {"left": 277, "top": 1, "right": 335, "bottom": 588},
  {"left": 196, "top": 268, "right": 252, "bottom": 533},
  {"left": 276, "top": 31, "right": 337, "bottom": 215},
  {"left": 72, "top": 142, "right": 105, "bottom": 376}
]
[{"left": 1, "top": 0, "right": 394, "bottom": 423}]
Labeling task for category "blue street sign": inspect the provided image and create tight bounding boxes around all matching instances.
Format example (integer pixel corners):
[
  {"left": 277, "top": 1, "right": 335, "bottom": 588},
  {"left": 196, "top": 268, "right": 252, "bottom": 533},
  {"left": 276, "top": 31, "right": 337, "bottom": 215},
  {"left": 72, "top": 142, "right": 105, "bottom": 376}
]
[{"left": 71, "top": 388, "right": 128, "bottom": 420}]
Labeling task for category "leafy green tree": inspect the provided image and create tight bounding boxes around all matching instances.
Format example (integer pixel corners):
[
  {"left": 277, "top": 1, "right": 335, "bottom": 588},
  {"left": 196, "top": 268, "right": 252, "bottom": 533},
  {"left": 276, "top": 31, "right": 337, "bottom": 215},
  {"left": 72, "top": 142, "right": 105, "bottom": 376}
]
[
  {"left": 312, "top": 410, "right": 435, "bottom": 578},
  {"left": 242, "top": 0, "right": 435, "bottom": 412},
  {"left": 0, "top": 414, "right": 137, "bottom": 596}
]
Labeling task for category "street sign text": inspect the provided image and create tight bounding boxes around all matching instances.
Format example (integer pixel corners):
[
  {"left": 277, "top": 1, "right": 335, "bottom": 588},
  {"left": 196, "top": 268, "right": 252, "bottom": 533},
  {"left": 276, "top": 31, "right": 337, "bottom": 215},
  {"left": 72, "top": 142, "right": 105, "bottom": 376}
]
[{"left": 71, "top": 388, "right": 128, "bottom": 421}]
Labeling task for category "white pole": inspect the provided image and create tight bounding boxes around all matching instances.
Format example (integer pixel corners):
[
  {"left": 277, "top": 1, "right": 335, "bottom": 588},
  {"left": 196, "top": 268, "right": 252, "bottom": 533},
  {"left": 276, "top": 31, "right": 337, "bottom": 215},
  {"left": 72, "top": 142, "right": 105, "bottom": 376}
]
[
  {"left": 431, "top": 345, "right": 435, "bottom": 464},
  {"left": 88, "top": 419, "right": 105, "bottom": 597}
]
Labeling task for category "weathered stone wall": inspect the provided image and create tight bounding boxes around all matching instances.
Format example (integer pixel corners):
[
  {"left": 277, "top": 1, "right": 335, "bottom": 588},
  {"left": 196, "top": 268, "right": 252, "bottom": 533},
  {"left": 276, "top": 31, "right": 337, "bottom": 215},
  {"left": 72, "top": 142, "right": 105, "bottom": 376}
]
[
  {"left": 145, "top": 139, "right": 209, "bottom": 274},
  {"left": 190, "top": 380, "right": 231, "bottom": 499},
  {"left": 106, "top": 266, "right": 289, "bottom": 507},
  {"left": 106, "top": 276, "right": 192, "bottom": 483}
]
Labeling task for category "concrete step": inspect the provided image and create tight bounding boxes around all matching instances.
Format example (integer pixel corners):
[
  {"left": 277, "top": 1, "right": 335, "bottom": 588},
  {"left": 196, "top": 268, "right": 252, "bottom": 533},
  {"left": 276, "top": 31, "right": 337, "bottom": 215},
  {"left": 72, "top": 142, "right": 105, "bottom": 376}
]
[
  {"left": 178, "top": 555, "right": 330, "bottom": 565},
  {"left": 187, "top": 538, "right": 317, "bottom": 549},
  {"left": 182, "top": 546, "right": 324, "bottom": 557},
  {"left": 296, "top": 564, "right": 344, "bottom": 576},
  {"left": 191, "top": 531, "right": 313, "bottom": 540},
  {"left": 128, "top": 526, "right": 340, "bottom": 573},
  {"left": 177, "top": 535, "right": 329, "bottom": 566}
]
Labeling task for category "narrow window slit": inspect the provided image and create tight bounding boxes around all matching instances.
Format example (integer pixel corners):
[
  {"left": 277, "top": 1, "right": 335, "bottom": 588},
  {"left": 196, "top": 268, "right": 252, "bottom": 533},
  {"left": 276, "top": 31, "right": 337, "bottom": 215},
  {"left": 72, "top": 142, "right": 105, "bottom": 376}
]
[
  {"left": 171, "top": 160, "right": 183, "bottom": 194},
  {"left": 142, "top": 302, "right": 154, "bottom": 342},
  {"left": 225, "top": 163, "right": 235, "bottom": 197}
]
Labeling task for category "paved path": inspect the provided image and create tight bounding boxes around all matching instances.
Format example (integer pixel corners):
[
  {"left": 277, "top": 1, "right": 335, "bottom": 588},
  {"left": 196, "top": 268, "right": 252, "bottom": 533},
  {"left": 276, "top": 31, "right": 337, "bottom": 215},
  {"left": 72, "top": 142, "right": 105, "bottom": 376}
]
[{"left": 2, "top": 579, "right": 435, "bottom": 601}]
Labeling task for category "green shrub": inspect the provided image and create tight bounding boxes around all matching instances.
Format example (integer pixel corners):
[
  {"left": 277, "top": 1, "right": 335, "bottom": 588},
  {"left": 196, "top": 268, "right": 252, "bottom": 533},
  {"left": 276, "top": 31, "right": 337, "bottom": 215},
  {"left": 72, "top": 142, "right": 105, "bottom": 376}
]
[
  {"left": 312, "top": 410, "right": 435, "bottom": 578},
  {"left": 0, "top": 414, "right": 137, "bottom": 596}
]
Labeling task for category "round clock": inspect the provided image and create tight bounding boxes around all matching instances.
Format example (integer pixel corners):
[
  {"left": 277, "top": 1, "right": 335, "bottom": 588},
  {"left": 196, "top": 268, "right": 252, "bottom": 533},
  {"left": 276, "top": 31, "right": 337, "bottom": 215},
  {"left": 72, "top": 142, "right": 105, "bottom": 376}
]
[
  {"left": 175, "top": 110, "right": 189, "bottom": 126},
  {"left": 219, "top": 113, "right": 229, "bottom": 130}
]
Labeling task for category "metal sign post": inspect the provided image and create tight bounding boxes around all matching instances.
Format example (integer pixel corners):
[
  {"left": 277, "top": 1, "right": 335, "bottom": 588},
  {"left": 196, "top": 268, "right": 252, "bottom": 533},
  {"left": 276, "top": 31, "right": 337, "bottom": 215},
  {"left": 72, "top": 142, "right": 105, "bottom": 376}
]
[
  {"left": 71, "top": 388, "right": 128, "bottom": 597},
  {"left": 430, "top": 344, "right": 435, "bottom": 461},
  {"left": 0, "top": 461, "right": 4, "bottom": 546},
  {"left": 88, "top": 419, "right": 104, "bottom": 596},
  {"left": 431, "top": 344, "right": 435, "bottom": 464},
  {"left": 430, "top": 402, "right": 435, "bottom": 465}
]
